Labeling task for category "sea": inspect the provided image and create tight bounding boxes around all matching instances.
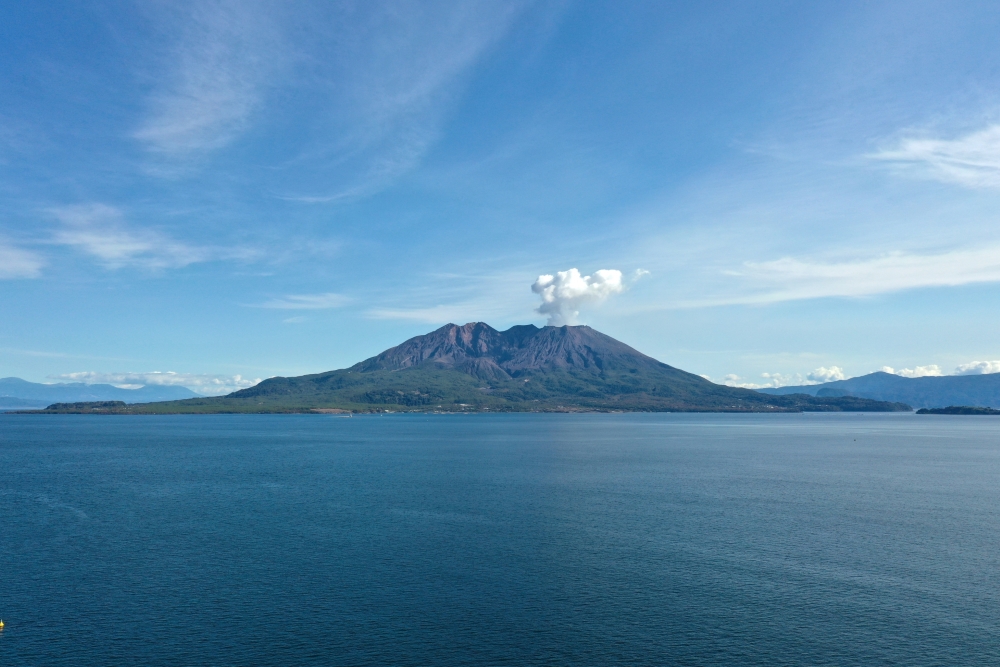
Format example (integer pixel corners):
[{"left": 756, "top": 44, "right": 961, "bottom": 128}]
[{"left": 1, "top": 413, "right": 998, "bottom": 666}]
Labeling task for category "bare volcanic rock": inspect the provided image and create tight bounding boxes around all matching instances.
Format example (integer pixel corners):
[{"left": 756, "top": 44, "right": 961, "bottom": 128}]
[
  {"left": 350, "top": 323, "right": 675, "bottom": 379},
  {"left": 208, "top": 323, "right": 909, "bottom": 413}
]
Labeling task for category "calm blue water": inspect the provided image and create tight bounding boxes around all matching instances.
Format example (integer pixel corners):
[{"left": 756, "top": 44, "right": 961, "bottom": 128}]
[{"left": 1, "top": 413, "right": 998, "bottom": 665}]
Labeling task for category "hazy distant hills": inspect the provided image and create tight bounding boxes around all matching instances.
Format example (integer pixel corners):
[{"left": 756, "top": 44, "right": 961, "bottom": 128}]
[
  {"left": 0, "top": 377, "right": 198, "bottom": 408},
  {"left": 760, "top": 371, "right": 1000, "bottom": 409},
  {"left": 78, "top": 323, "right": 909, "bottom": 414}
]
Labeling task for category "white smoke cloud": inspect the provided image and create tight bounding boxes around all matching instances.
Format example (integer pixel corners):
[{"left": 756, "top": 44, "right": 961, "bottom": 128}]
[
  {"left": 50, "top": 371, "right": 261, "bottom": 395},
  {"left": 953, "top": 360, "right": 1000, "bottom": 375},
  {"left": 532, "top": 268, "right": 624, "bottom": 326}
]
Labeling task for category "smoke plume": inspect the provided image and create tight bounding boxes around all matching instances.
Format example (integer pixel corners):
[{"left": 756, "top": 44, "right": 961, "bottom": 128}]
[{"left": 532, "top": 268, "right": 624, "bottom": 326}]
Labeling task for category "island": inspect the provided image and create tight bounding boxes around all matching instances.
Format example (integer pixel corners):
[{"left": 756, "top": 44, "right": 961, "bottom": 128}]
[
  {"left": 12, "top": 323, "right": 912, "bottom": 415},
  {"left": 916, "top": 406, "right": 1000, "bottom": 415}
]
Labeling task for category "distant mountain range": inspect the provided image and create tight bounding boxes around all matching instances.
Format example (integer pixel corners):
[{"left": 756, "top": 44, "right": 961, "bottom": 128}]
[
  {"left": 26, "top": 323, "right": 909, "bottom": 414},
  {"left": 760, "top": 371, "right": 1000, "bottom": 409},
  {"left": 0, "top": 377, "right": 198, "bottom": 408}
]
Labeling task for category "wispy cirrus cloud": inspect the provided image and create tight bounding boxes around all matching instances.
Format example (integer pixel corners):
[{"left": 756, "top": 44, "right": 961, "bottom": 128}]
[
  {"left": 133, "top": 0, "right": 281, "bottom": 162},
  {"left": 363, "top": 266, "right": 536, "bottom": 324},
  {"left": 50, "top": 203, "right": 210, "bottom": 269},
  {"left": 51, "top": 371, "right": 260, "bottom": 395},
  {"left": 278, "top": 1, "right": 535, "bottom": 201},
  {"left": 871, "top": 123, "right": 1000, "bottom": 189},
  {"left": 366, "top": 304, "right": 483, "bottom": 324},
  {"left": 366, "top": 295, "right": 533, "bottom": 323},
  {"left": 0, "top": 112, "right": 51, "bottom": 162},
  {"left": 257, "top": 292, "right": 350, "bottom": 309},
  {"left": 49, "top": 203, "right": 255, "bottom": 270},
  {"left": 0, "top": 240, "right": 44, "bottom": 279},
  {"left": 724, "top": 245, "right": 1000, "bottom": 305},
  {"left": 132, "top": 1, "right": 534, "bottom": 189}
]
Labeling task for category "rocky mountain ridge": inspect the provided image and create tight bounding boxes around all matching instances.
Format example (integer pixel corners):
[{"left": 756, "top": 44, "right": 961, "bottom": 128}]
[
  {"left": 760, "top": 371, "right": 1000, "bottom": 409},
  {"left": 0, "top": 377, "right": 198, "bottom": 406}
]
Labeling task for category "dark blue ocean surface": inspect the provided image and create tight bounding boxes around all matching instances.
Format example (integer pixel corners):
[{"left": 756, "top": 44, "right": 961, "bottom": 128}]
[{"left": 1, "top": 413, "right": 998, "bottom": 665}]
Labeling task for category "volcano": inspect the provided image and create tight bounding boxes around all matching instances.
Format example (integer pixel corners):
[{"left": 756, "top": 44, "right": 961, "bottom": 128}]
[{"left": 87, "top": 322, "right": 910, "bottom": 414}]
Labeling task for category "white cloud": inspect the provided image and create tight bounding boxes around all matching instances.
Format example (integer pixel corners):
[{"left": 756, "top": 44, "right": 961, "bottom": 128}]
[
  {"left": 716, "top": 371, "right": 803, "bottom": 389},
  {"left": 124, "top": 1, "right": 536, "bottom": 186},
  {"left": 727, "top": 360, "right": 1000, "bottom": 389},
  {"left": 807, "top": 366, "right": 845, "bottom": 383},
  {"left": 257, "top": 293, "right": 350, "bottom": 309},
  {"left": 360, "top": 265, "right": 534, "bottom": 324},
  {"left": 49, "top": 203, "right": 244, "bottom": 270},
  {"left": 532, "top": 268, "right": 624, "bottom": 326},
  {"left": 51, "top": 371, "right": 261, "bottom": 396},
  {"left": 871, "top": 124, "right": 1000, "bottom": 189},
  {"left": 729, "top": 246, "right": 1000, "bottom": 304},
  {"left": 714, "top": 366, "right": 844, "bottom": 389},
  {"left": 276, "top": 1, "right": 532, "bottom": 200},
  {"left": 879, "top": 365, "right": 944, "bottom": 378},
  {"left": 954, "top": 360, "right": 1000, "bottom": 375},
  {"left": 366, "top": 293, "right": 529, "bottom": 324},
  {"left": 51, "top": 203, "right": 203, "bottom": 268},
  {"left": 367, "top": 304, "right": 478, "bottom": 323},
  {"left": 0, "top": 241, "right": 44, "bottom": 279},
  {"left": 133, "top": 0, "right": 280, "bottom": 160}
]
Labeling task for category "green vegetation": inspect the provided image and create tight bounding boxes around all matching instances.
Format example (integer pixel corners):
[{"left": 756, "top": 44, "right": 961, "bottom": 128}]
[
  {"left": 10, "top": 323, "right": 913, "bottom": 415},
  {"left": 39, "top": 401, "right": 133, "bottom": 413},
  {"left": 19, "top": 367, "right": 909, "bottom": 414},
  {"left": 916, "top": 406, "right": 1000, "bottom": 415}
]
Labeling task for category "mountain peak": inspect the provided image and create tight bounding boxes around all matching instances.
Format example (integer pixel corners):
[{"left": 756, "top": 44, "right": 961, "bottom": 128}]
[
  {"left": 206, "top": 322, "right": 910, "bottom": 413},
  {"left": 349, "top": 321, "right": 667, "bottom": 381}
]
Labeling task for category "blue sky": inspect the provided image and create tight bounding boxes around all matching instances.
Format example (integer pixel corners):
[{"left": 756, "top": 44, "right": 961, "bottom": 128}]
[{"left": 3, "top": 0, "right": 1000, "bottom": 393}]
